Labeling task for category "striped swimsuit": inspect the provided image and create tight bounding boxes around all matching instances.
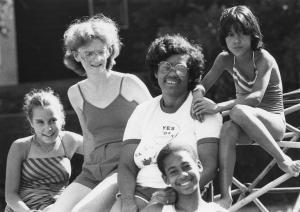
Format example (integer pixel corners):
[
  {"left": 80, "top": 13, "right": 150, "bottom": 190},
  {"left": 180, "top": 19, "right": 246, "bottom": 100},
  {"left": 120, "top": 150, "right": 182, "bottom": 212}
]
[
  {"left": 231, "top": 51, "right": 284, "bottom": 114},
  {"left": 5, "top": 137, "right": 71, "bottom": 211}
]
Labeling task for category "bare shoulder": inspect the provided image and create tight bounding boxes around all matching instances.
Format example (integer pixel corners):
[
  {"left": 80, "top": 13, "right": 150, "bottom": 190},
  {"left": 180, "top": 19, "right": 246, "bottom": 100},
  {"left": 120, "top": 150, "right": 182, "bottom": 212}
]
[
  {"left": 67, "top": 80, "right": 86, "bottom": 109},
  {"left": 214, "top": 51, "right": 233, "bottom": 71},
  {"left": 122, "top": 73, "right": 146, "bottom": 88},
  {"left": 217, "top": 51, "right": 232, "bottom": 62},
  {"left": 120, "top": 73, "right": 152, "bottom": 103},
  {"left": 60, "top": 131, "right": 83, "bottom": 156},
  {"left": 8, "top": 136, "right": 32, "bottom": 158},
  {"left": 255, "top": 49, "right": 277, "bottom": 69}
]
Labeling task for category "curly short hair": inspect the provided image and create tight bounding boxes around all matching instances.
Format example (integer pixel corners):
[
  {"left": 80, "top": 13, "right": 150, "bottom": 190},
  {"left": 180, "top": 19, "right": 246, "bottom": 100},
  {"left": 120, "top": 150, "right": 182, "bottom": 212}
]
[
  {"left": 63, "top": 14, "right": 122, "bottom": 76},
  {"left": 219, "top": 5, "right": 263, "bottom": 52},
  {"left": 145, "top": 34, "right": 205, "bottom": 91}
]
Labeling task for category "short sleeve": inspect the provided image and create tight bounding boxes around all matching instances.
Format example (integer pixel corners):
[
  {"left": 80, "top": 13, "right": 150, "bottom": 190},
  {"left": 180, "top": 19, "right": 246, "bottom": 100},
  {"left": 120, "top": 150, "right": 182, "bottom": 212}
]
[
  {"left": 194, "top": 112, "right": 223, "bottom": 140},
  {"left": 123, "top": 104, "right": 143, "bottom": 141}
]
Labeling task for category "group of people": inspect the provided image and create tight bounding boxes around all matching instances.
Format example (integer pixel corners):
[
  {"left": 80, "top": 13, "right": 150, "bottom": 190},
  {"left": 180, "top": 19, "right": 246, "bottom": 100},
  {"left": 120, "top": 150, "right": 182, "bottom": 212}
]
[{"left": 5, "top": 5, "right": 300, "bottom": 212}]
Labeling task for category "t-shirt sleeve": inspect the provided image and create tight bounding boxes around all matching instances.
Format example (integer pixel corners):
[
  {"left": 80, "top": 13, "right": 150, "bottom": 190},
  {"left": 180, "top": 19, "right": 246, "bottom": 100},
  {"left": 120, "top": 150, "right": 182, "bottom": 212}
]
[
  {"left": 194, "top": 112, "right": 223, "bottom": 140},
  {"left": 123, "top": 104, "right": 144, "bottom": 141}
]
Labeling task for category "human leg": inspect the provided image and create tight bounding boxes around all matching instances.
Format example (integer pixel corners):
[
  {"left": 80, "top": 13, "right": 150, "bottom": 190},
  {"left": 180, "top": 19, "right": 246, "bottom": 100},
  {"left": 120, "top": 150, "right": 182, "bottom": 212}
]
[
  {"left": 46, "top": 182, "right": 91, "bottom": 212},
  {"left": 217, "top": 120, "right": 247, "bottom": 208},
  {"left": 230, "top": 105, "right": 300, "bottom": 175},
  {"left": 110, "top": 186, "right": 159, "bottom": 212},
  {"left": 197, "top": 141, "right": 219, "bottom": 188},
  {"left": 71, "top": 173, "right": 118, "bottom": 212}
]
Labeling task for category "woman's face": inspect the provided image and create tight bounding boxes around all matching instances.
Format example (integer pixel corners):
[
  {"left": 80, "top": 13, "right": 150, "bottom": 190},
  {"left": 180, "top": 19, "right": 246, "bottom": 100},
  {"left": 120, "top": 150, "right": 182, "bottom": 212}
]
[
  {"left": 156, "top": 54, "right": 190, "bottom": 97},
  {"left": 75, "top": 39, "right": 110, "bottom": 74},
  {"left": 30, "top": 105, "right": 63, "bottom": 145}
]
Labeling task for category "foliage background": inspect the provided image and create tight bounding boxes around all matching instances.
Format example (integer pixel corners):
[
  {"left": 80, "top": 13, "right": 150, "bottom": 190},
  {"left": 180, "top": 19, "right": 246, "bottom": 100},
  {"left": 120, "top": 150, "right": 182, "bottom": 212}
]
[
  {"left": 0, "top": 0, "right": 300, "bottom": 209},
  {"left": 121, "top": 0, "right": 300, "bottom": 101}
]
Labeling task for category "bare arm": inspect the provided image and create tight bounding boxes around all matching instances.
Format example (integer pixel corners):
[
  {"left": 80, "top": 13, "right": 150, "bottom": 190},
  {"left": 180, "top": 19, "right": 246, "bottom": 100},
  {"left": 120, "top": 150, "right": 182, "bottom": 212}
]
[
  {"left": 194, "top": 51, "right": 274, "bottom": 114},
  {"left": 195, "top": 52, "right": 229, "bottom": 96},
  {"left": 5, "top": 140, "right": 31, "bottom": 212},
  {"left": 118, "top": 140, "right": 140, "bottom": 212},
  {"left": 61, "top": 131, "right": 84, "bottom": 157},
  {"left": 191, "top": 53, "right": 228, "bottom": 120}
]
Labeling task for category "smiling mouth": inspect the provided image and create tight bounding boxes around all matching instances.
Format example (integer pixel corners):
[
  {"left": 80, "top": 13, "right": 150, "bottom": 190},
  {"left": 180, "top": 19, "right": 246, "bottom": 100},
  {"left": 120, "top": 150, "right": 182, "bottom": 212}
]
[
  {"left": 165, "top": 79, "right": 179, "bottom": 85},
  {"left": 43, "top": 132, "right": 56, "bottom": 138}
]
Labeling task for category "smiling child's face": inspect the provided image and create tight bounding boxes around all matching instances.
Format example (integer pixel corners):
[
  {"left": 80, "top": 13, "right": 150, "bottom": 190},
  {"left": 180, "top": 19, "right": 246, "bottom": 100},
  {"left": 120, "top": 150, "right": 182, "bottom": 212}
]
[{"left": 163, "top": 150, "right": 202, "bottom": 195}]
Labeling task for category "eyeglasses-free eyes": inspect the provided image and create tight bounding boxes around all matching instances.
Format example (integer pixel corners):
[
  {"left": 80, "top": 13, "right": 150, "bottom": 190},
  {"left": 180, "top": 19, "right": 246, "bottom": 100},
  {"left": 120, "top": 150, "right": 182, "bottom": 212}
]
[{"left": 158, "top": 61, "right": 188, "bottom": 77}]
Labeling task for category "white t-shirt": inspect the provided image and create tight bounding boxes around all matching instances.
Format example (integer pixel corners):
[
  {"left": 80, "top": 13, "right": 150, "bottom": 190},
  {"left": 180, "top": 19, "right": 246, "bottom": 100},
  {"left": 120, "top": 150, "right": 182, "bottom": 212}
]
[{"left": 123, "top": 93, "right": 222, "bottom": 188}]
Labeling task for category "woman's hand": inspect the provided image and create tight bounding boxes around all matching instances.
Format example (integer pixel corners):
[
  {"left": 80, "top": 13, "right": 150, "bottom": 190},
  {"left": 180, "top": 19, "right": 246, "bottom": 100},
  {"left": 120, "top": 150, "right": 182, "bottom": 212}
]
[{"left": 150, "top": 187, "right": 177, "bottom": 205}]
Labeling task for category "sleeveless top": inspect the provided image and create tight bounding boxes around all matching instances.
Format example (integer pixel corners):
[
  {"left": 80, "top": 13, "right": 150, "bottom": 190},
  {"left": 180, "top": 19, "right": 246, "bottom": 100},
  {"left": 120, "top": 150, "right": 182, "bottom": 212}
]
[
  {"left": 77, "top": 75, "right": 138, "bottom": 164},
  {"left": 231, "top": 52, "right": 284, "bottom": 114},
  {"left": 5, "top": 136, "right": 71, "bottom": 211}
]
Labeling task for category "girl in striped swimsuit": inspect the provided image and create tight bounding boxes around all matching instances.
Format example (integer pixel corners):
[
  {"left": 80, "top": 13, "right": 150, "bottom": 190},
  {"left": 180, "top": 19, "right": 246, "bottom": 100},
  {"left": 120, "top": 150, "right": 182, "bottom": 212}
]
[
  {"left": 192, "top": 5, "right": 300, "bottom": 209},
  {"left": 5, "top": 88, "right": 83, "bottom": 212}
]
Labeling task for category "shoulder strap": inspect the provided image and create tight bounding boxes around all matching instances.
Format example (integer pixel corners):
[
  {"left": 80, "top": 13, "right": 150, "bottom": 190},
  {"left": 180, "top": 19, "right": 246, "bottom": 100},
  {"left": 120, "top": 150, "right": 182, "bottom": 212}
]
[
  {"left": 252, "top": 51, "right": 257, "bottom": 70},
  {"left": 77, "top": 83, "right": 86, "bottom": 101},
  {"left": 119, "top": 75, "right": 125, "bottom": 95},
  {"left": 24, "top": 136, "right": 34, "bottom": 159},
  {"left": 60, "top": 134, "right": 71, "bottom": 159}
]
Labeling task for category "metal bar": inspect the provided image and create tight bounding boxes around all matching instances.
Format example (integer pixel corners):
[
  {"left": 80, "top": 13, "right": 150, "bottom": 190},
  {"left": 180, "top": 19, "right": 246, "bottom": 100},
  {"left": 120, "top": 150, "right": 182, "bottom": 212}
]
[
  {"left": 292, "top": 193, "right": 300, "bottom": 212},
  {"left": 229, "top": 173, "right": 293, "bottom": 212},
  {"left": 253, "top": 198, "right": 269, "bottom": 212}
]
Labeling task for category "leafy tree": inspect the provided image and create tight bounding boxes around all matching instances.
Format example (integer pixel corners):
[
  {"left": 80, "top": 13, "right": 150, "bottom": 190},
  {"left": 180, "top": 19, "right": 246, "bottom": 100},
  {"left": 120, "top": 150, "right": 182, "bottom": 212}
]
[{"left": 130, "top": 0, "right": 300, "bottom": 99}]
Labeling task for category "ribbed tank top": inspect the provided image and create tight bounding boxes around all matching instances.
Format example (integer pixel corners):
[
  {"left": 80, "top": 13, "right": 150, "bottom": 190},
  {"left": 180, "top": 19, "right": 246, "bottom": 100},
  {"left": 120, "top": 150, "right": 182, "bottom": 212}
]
[
  {"left": 231, "top": 52, "right": 284, "bottom": 114},
  {"left": 77, "top": 76, "right": 138, "bottom": 155}
]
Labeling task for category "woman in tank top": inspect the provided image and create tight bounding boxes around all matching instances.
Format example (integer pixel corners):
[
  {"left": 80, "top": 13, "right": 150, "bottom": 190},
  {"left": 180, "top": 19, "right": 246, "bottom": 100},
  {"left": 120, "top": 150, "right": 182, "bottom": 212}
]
[
  {"left": 5, "top": 88, "right": 83, "bottom": 212},
  {"left": 47, "top": 14, "right": 152, "bottom": 212},
  {"left": 191, "top": 5, "right": 300, "bottom": 209}
]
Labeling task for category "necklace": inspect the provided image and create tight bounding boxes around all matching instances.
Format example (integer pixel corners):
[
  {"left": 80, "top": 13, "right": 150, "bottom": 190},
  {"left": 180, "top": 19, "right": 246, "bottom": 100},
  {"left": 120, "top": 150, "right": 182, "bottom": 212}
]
[{"left": 32, "top": 135, "right": 59, "bottom": 153}]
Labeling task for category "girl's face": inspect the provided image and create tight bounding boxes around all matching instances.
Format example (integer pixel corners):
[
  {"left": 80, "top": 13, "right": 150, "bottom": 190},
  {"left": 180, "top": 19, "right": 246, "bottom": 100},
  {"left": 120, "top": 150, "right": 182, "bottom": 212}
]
[
  {"left": 163, "top": 151, "right": 202, "bottom": 195},
  {"left": 156, "top": 54, "right": 190, "bottom": 97},
  {"left": 30, "top": 105, "right": 63, "bottom": 145},
  {"left": 225, "top": 26, "right": 251, "bottom": 57},
  {"left": 75, "top": 39, "right": 111, "bottom": 74}
]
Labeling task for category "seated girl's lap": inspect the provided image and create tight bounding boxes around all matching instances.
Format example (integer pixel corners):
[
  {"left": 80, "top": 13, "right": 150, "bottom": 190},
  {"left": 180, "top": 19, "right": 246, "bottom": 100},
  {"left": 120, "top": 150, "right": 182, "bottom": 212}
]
[{"left": 226, "top": 106, "right": 286, "bottom": 143}]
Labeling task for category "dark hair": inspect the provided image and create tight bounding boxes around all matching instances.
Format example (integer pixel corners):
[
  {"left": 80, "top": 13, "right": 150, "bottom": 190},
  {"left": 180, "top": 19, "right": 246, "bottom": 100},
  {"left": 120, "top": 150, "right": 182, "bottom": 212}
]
[
  {"left": 219, "top": 5, "right": 263, "bottom": 52},
  {"left": 23, "top": 87, "right": 65, "bottom": 129},
  {"left": 145, "top": 34, "right": 205, "bottom": 91},
  {"left": 63, "top": 13, "right": 122, "bottom": 76},
  {"left": 157, "top": 143, "right": 198, "bottom": 175}
]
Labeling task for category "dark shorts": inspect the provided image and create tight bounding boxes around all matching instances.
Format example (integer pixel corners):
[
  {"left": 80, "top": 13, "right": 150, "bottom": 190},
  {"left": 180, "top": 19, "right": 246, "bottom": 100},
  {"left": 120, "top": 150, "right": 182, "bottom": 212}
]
[{"left": 74, "top": 141, "right": 121, "bottom": 189}]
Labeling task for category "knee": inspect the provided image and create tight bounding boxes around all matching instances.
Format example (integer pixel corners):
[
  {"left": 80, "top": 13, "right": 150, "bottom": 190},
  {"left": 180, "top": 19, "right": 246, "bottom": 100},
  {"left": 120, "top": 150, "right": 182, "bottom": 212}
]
[
  {"left": 220, "top": 121, "right": 240, "bottom": 145},
  {"left": 229, "top": 104, "right": 250, "bottom": 123}
]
